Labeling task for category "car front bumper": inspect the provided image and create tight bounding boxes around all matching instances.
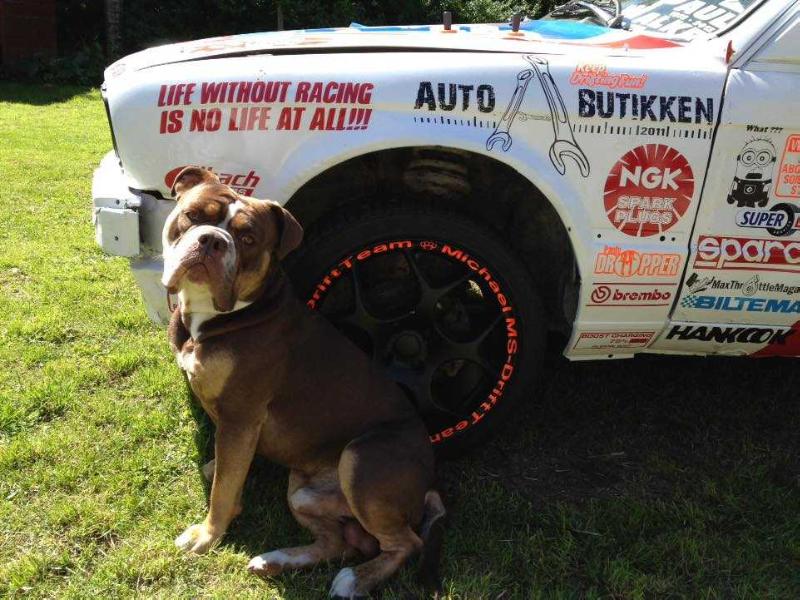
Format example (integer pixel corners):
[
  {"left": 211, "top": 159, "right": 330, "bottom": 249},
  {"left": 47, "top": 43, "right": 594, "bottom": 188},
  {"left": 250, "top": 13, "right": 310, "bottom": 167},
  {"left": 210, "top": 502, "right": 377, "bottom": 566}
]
[{"left": 92, "top": 151, "right": 175, "bottom": 325}]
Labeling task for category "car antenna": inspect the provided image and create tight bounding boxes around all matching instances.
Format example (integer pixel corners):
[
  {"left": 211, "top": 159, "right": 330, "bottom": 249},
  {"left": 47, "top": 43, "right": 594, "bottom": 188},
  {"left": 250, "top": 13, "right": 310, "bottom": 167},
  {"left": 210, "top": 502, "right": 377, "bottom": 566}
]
[{"left": 442, "top": 11, "right": 453, "bottom": 32}]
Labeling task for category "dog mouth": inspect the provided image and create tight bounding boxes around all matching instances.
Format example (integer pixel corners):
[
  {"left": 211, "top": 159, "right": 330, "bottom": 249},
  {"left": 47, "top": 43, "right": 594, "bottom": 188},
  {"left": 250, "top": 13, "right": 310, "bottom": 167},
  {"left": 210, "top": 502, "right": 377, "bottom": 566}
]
[
  {"left": 186, "top": 262, "right": 210, "bottom": 284},
  {"left": 164, "top": 252, "right": 237, "bottom": 312}
]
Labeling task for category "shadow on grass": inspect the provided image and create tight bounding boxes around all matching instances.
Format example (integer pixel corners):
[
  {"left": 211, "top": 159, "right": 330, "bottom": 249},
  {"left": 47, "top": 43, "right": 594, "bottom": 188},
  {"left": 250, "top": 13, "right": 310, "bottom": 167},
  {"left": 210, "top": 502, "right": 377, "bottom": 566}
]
[
  {"left": 187, "top": 349, "right": 800, "bottom": 597},
  {"left": 0, "top": 82, "right": 96, "bottom": 105}
]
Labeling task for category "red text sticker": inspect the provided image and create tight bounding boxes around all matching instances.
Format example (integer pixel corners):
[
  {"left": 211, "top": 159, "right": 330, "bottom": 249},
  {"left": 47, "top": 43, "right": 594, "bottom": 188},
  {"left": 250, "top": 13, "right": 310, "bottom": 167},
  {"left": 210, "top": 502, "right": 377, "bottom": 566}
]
[
  {"left": 776, "top": 134, "right": 800, "bottom": 199},
  {"left": 604, "top": 144, "right": 695, "bottom": 237}
]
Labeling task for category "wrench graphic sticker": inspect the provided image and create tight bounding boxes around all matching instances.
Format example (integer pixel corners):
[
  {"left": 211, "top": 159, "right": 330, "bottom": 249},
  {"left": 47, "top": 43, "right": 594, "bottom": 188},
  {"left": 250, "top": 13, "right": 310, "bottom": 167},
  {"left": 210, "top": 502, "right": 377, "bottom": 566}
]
[{"left": 487, "top": 55, "right": 590, "bottom": 178}]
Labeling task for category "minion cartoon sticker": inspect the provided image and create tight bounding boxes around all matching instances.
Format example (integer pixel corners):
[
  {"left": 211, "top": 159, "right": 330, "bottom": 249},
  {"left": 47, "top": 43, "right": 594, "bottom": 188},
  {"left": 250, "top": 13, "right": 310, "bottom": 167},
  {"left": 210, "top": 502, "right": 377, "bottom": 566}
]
[{"left": 727, "top": 138, "right": 777, "bottom": 208}]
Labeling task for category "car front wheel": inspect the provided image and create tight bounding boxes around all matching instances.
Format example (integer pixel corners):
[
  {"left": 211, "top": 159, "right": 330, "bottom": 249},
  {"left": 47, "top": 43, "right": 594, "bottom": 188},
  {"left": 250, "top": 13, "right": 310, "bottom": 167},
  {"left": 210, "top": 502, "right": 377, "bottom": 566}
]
[{"left": 288, "top": 205, "right": 546, "bottom": 456}]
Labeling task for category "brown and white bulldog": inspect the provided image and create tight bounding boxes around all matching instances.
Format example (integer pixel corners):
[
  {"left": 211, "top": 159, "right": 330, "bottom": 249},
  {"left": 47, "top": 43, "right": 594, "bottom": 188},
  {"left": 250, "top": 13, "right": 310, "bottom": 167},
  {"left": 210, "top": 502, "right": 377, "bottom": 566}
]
[{"left": 161, "top": 167, "right": 444, "bottom": 598}]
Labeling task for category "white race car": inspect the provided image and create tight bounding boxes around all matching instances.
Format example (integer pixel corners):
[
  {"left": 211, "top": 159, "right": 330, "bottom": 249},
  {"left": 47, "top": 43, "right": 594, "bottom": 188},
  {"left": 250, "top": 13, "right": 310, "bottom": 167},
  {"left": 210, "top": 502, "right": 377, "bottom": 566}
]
[{"left": 93, "top": 0, "right": 800, "bottom": 453}]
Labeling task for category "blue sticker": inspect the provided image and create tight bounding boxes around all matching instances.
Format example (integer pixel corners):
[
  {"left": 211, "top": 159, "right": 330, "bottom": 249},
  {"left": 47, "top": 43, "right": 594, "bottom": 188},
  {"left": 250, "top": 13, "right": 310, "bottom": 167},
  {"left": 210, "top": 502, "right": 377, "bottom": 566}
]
[
  {"left": 498, "top": 20, "right": 608, "bottom": 39},
  {"left": 349, "top": 22, "right": 431, "bottom": 32}
]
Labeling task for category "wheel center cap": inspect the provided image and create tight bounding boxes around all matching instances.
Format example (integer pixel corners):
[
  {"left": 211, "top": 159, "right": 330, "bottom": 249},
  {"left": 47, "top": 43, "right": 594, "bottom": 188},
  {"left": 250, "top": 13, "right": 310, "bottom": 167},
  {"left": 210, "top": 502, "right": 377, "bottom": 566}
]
[{"left": 390, "top": 330, "right": 426, "bottom": 362}]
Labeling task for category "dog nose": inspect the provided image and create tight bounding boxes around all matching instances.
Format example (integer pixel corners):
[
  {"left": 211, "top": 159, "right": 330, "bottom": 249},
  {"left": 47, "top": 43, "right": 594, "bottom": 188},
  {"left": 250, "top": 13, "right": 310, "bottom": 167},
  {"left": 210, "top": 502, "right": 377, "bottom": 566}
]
[{"left": 197, "top": 232, "right": 228, "bottom": 257}]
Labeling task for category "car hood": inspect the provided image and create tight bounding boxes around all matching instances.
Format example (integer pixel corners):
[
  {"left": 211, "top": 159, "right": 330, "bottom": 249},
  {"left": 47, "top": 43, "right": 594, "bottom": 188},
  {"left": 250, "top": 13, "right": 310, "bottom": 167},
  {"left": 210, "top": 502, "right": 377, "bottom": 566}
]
[{"left": 105, "top": 20, "right": 682, "bottom": 81}]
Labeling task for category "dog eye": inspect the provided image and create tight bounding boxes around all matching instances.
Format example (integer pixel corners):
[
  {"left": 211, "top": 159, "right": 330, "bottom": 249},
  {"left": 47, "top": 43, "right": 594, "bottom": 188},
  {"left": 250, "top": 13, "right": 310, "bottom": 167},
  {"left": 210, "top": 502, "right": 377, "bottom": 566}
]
[
  {"left": 241, "top": 234, "right": 255, "bottom": 245},
  {"left": 185, "top": 210, "right": 200, "bottom": 222}
]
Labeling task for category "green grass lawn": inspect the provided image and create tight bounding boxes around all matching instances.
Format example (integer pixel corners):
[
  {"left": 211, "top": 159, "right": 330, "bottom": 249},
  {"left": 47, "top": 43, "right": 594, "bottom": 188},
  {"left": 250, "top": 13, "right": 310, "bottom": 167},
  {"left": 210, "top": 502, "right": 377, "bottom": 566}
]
[{"left": 1, "top": 82, "right": 799, "bottom": 599}]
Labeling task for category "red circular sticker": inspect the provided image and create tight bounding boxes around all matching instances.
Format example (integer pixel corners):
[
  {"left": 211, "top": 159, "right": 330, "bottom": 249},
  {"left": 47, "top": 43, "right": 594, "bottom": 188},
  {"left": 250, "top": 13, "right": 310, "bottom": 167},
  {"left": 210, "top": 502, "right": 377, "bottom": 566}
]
[{"left": 604, "top": 144, "right": 695, "bottom": 237}]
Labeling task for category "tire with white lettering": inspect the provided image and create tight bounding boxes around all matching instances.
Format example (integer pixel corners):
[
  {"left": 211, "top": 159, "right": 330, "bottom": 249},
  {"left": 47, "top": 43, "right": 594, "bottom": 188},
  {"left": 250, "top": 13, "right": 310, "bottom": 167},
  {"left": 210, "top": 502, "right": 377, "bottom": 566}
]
[{"left": 287, "top": 205, "right": 545, "bottom": 457}]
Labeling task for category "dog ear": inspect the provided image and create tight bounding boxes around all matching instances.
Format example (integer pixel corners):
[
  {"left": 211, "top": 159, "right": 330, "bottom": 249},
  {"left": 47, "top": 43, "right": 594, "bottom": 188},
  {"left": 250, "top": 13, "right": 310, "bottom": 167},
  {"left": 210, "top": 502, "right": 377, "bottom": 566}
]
[
  {"left": 171, "top": 166, "right": 220, "bottom": 197},
  {"left": 271, "top": 203, "right": 304, "bottom": 259}
]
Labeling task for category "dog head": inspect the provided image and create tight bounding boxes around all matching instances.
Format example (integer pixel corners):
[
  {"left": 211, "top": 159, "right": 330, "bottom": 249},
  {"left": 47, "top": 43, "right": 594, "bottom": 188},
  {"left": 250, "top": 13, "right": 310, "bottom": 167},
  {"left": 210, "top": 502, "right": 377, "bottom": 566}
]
[{"left": 161, "top": 166, "right": 303, "bottom": 312}]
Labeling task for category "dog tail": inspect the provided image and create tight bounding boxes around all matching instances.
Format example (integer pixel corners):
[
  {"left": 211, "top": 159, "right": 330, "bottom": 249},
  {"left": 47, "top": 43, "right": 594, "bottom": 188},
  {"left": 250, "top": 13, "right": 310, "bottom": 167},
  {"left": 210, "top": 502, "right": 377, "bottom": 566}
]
[{"left": 418, "top": 489, "right": 446, "bottom": 594}]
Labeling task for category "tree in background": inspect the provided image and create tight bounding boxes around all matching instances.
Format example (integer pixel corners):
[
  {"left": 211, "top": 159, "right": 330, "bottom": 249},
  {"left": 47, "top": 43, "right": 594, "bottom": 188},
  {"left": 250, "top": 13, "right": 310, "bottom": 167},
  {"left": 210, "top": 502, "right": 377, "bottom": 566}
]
[
  {"left": 105, "top": 0, "right": 122, "bottom": 59},
  {"left": 4, "top": 0, "right": 555, "bottom": 84}
]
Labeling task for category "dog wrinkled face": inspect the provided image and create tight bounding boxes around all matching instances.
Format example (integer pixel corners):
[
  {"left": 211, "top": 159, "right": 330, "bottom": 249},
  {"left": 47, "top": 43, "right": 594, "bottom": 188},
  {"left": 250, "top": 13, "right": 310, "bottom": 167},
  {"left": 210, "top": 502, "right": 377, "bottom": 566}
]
[{"left": 161, "top": 166, "right": 303, "bottom": 313}]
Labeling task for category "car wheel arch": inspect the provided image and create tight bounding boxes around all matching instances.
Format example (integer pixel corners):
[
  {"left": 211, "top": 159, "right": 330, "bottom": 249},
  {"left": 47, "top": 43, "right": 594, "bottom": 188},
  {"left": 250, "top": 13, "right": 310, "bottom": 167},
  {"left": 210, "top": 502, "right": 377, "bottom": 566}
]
[{"left": 283, "top": 145, "right": 581, "bottom": 335}]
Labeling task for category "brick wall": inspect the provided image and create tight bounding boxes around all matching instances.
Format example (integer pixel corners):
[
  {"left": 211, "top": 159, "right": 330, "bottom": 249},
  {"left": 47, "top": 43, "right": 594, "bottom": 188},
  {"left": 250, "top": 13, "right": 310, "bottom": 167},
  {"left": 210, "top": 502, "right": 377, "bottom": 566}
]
[{"left": 0, "top": 0, "right": 57, "bottom": 65}]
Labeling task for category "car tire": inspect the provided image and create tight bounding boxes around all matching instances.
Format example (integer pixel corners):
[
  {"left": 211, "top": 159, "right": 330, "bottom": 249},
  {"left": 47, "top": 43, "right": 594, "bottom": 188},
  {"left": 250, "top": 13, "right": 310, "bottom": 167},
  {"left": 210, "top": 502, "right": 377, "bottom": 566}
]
[{"left": 287, "top": 204, "right": 546, "bottom": 457}]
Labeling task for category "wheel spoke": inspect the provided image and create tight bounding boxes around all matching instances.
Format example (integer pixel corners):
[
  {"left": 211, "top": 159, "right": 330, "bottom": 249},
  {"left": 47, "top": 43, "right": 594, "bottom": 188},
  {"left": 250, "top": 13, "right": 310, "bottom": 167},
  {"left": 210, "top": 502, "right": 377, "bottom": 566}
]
[
  {"left": 474, "top": 313, "right": 504, "bottom": 345},
  {"left": 394, "top": 367, "right": 461, "bottom": 418},
  {"left": 435, "top": 314, "right": 502, "bottom": 371},
  {"left": 403, "top": 250, "right": 472, "bottom": 316},
  {"left": 311, "top": 242, "right": 511, "bottom": 429},
  {"left": 337, "top": 267, "right": 379, "bottom": 336}
]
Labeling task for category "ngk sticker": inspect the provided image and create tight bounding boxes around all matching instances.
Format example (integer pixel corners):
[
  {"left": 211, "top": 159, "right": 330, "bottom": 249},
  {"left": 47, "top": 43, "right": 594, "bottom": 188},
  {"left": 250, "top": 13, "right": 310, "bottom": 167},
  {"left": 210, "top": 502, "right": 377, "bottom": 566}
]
[
  {"left": 604, "top": 144, "right": 695, "bottom": 237},
  {"left": 694, "top": 236, "right": 800, "bottom": 273}
]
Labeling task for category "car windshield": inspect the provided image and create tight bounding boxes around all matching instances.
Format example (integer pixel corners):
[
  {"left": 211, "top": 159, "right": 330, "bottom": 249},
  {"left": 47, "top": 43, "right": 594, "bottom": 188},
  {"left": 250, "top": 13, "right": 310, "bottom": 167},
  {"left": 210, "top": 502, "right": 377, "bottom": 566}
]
[{"left": 622, "top": 0, "right": 761, "bottom": 40}]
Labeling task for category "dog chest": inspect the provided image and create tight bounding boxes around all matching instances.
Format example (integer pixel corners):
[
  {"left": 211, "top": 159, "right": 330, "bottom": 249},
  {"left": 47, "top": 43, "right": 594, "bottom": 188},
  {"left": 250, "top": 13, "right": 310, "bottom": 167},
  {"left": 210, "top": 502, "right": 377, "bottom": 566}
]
[{"left": 177, "top": 343, "right": 234, "bottom": 406}]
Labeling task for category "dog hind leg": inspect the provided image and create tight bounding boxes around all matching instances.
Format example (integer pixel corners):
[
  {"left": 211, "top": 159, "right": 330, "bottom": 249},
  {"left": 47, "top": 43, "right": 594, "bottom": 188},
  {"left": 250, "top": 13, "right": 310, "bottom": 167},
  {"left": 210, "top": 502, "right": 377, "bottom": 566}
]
[
  {"left": 248, "top": 470, "right": 357, "bottom": 577},
  {"left": 329, "top": 529, "right": 422, "bottom": 599},
  {"left": 331, "top": 424, "right": 434, "bottom": 598}
]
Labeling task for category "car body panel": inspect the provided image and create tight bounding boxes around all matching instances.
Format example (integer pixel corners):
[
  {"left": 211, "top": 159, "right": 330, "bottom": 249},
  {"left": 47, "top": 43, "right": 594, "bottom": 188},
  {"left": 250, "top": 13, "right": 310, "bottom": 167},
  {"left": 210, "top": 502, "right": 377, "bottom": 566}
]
[
  {"left": 653, "top": 5, "right": 800, "bottom": 355},
  {"left": 93, "top": 0, "right": 800, "bottom": 359}
]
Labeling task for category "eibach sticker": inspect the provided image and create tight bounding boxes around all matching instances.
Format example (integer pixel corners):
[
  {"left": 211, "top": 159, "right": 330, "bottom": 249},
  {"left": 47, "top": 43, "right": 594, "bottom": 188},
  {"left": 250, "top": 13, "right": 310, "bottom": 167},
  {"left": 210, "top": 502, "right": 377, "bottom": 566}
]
[
  {"left": 307, "top": 240, "right": 518, "bottom": 445},
  {"left": 776, "top": 135, "right": 800, "bottom": 199},
  {"left": 604, "top": 144, "right": 695, "bottom": 237}
]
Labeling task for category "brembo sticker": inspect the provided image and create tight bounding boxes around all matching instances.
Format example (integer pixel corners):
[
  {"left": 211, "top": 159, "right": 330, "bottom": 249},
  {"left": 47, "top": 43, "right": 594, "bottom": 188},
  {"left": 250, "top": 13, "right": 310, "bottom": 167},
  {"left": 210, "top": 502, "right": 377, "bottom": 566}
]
[
  {"left": 693, "top": 236, "right": 800, "bottom": 273},
  {"left": 307, "top": 240, "right": 518, "bottom": 445},
  {"left": 594, "top": 245, "right": 681, "bottom": 278},
  {"left": 589, "top": 284, "right": 673, "bottom": 307},
  {"left": 604, "top": 144, "right": 695, "bottom": 237}
]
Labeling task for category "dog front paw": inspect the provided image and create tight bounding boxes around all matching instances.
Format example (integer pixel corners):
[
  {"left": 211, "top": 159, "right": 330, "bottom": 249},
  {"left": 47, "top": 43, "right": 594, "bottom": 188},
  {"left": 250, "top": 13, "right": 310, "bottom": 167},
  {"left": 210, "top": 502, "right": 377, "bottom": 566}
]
[
  {"left": 175, "top": 523, "right": 219, "bottom": 554},
  {"left": 329, "top": 567, "right": 369, "bottom": 599}
]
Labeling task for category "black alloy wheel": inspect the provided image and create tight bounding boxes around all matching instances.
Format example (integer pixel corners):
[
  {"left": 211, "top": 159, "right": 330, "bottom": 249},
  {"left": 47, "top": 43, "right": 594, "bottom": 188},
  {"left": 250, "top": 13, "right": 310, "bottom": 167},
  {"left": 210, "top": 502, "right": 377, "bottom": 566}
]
[{"left": 288, "top": 205, "right": 546, "bottom": 456}]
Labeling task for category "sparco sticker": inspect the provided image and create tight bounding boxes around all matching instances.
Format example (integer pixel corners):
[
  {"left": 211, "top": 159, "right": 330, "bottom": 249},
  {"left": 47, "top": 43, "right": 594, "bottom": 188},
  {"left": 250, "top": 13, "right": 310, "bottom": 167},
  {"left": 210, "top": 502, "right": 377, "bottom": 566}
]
[
  {"left": 604, "top": 144, "right": 695, "bottom": 237},
  {"left": 694, "top": 236, "right": 800, "bottom": 273}
]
